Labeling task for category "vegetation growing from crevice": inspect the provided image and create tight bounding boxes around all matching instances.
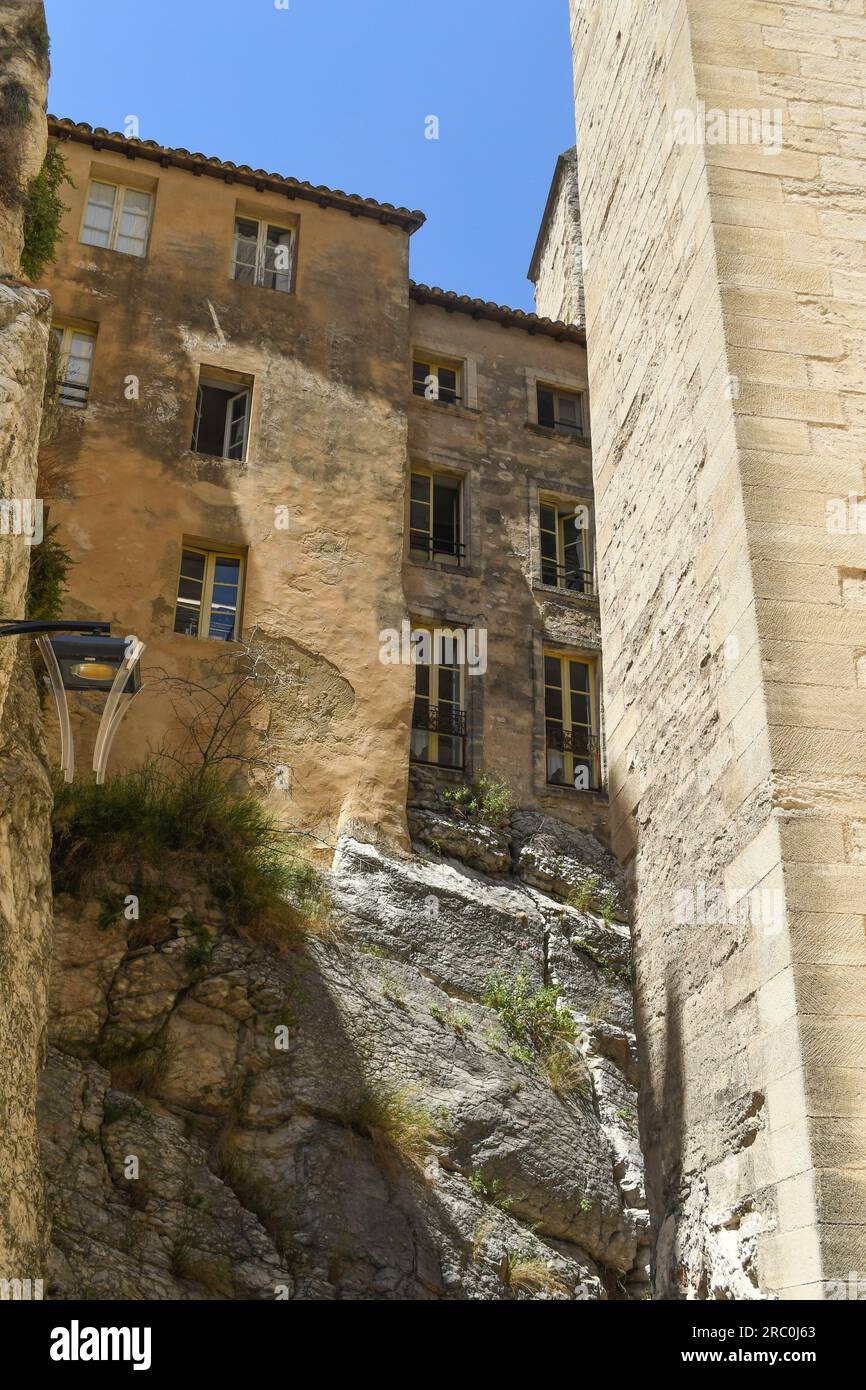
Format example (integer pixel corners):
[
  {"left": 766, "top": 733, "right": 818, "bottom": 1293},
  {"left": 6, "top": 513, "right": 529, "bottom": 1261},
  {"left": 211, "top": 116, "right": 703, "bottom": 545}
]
[
  {"left": 21, "top": 143, "right": 71, "bottom": 280},
  {"left": 500, "top": 1250, "right": 568, "bottom": 1295},
  {"left": 0, "top": 79, "right": 30, "bottom": 126},
  {"left": 565, "top": 872, "right": 622, "bottom": 923},
  {"left": 25, "top": 520, "right": 72, "bottom": 622},
  {"left": 350, "top": 1083, "right": 448, "bottom": 1175},
  {"left": 466, "top": 1170, "right": 514, "bottom": 1212},
  {"left": 482, "top": 970, "right": 584, "bottom": 1097},
  {"left": 51, "top": 762, "right": 330, "bottom": 936},
  {"left": 442, "top": 775, "right": 515, "bottom": 829},
  {"left": 21, "top": 7, "right": 51, "bottom": 62}
]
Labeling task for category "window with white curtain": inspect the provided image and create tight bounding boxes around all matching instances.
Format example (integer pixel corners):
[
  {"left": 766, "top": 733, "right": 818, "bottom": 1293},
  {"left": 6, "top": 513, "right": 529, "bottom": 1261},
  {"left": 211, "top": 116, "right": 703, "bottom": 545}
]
[{"left": 80, "top": 181, "right": 153, "bottom": 257}]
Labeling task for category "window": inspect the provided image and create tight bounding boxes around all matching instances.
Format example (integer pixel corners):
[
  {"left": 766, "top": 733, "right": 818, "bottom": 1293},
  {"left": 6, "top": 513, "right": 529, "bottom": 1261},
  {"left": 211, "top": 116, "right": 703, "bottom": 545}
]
[
  {"left": 537, "top": 384, "right": 585, "bottom": 437},
  {"left": 411, "top": 628, "right": 466, "bottom": 769},
  {"left": 81, "top": 181, "right": 153, "bottom": 257},
  {"left": 51, "top": 325, "right": 96, "bottom": 408},
  {"left": 173, "top": 546, "right": 244, "bottom": 642},
  {"left": 539, "top": 499, "right": 593, "bottom": 593},
  {"left": 231, "top": 216, "right": 294, "bottom": 292},
  {"left": 191, "top": 372, "right": 252, "bottom": 461},
  {"left": 544, "top": 651, "right": 600, "bottom": 791},
  {"left": 410, "top": 471, "right": 464, "bottom": 565},
  {"left": 412, "top": 357, "right": 462, "bottom": 406}
]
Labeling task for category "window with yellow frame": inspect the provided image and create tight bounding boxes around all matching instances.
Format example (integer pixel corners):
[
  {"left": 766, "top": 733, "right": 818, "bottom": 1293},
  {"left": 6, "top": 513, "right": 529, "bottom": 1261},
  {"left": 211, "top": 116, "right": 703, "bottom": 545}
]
[
  {"left": 410, "top": 469, "right": 463, "bottom": 564},
  {"left": 543, "top": 650, "right": 600, "bottom": 791},
  {"left": 539, "top": 498, "right": 593, "bottom": 593},
  {"left": 410, "top": 627, "right": 466, "bottom": 768},
  {"left": 412, "top": 355, "right": 462, "bottom": 406},
  {"left": 173, "top": 545, "right": 244, "bottom": 642},
  {"left": 51, "top": 324, "right": 96, "bottom": 408}
]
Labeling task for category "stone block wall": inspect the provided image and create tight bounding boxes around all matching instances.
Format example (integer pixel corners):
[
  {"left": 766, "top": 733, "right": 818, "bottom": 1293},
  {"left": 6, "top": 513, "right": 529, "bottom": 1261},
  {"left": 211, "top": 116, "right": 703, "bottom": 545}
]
[{"left": 563, "top": 0, "right": 866, "bottom": 1298}]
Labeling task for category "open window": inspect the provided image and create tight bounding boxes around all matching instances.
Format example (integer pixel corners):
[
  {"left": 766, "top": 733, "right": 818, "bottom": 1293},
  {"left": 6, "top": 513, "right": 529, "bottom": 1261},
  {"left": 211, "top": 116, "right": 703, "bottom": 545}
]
[
  {"left": 80, "top": 180, "right": 153, "bottom": 257},
  {"left": 410, "top": 470, "right": 464, "bottom": 565},
  {"left": 537, "top": 383, "right": 585, "bottom": 438},
  {"left": 51, "top": 324, "right": 96, "bottom": 408},
  {"left": 231, "top": 216, "right": 294, "bottom": 292},
  {"left": 173, "top": 545, "right": 244, "bottom": 642},
  {"left": 412, "top": 356, "right": 462, "bottom": 406},
  {"left": 544, "top": 651, "right": 600, "bottom": 791},
  {"left": 191, "top": 370, "right": 252, "bottom": 462},
  {"left": 410, "top": 627, "right": 466, "bottom": 769},
  {"left": 539, "top": 497, "right": 593, "bottom": 593}
]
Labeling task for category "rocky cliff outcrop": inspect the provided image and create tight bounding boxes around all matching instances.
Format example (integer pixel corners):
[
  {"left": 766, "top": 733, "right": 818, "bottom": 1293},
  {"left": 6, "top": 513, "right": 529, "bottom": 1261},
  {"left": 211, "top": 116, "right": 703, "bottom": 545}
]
[
  {"left": 0, "top": 1, "right": 52, "bottom": 1287},
  {"left": 39, "top": 813, "right": 649, "bottom": 1299}
]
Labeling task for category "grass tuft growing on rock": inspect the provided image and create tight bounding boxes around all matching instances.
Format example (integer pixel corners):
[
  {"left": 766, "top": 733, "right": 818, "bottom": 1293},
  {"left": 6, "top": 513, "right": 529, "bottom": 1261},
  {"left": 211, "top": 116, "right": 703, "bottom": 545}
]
[
  {"left": 482, "top": 970, "right": 585, "bottom": 1098},
  {"left": 500, "top": 1251, "right": 569, "bottom": 1296},
  {"left": 442, "top": 775, "right": 514, "bottom": 829},
  {"left": 352, "top": 1083, "right": 448, "bottom": 1174},
  {"left": 52, "top": 763, "right": 330, "bottom": 935},
  {"left": 565, "top": 873, "right": 622, "bottom": 923}
]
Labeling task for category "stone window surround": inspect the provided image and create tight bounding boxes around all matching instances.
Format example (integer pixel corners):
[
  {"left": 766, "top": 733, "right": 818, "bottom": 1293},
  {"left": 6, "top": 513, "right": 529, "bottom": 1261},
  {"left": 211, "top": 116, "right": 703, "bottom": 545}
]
[
  {"left": 524, "top": 366, "right": 589, "bottom": 438},
  {"left": 185, "top": 360, "right": 258, "bottom": 467},
  {"left": 530, "top": 630, "right": 607, "bottom": 801},
  {"left": 79, "top": 161, "right": 159, "bottom": 258},
  {"left": 405, "top": 453, "right": 479, "bottom": 577},
  {"left": 530, "top": 478, "right": 597, "bottom": 597},
  {"left": 407, "top": 602, "right": 486, "bottom": 782},
  {"left": 171, "top": 533, "right": 248, "bottom": 646},
  {"left": 230, "top": 198, "right": 300, "bottom": 296},
  {"left": 410, "top": 345, "right": 480, "bottom": 412}
]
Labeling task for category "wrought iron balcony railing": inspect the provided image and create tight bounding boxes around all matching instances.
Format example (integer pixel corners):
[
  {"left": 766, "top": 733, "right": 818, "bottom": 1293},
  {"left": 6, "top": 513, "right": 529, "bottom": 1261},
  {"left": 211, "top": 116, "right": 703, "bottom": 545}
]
[
  {"left": 545, "top": 725, "right": 602, "bottom": 791},
  {"left": 412, "top": 701, "right": 466, "bottom": 737},
  {"left": 539, "top": 561, "right": 594, "bottom": 594},
  {"left": 58, "top": 380, "right": 89, "bottom": 409},
  {"left": 409, "top": 530, "right": 466, "bottom": 563}
]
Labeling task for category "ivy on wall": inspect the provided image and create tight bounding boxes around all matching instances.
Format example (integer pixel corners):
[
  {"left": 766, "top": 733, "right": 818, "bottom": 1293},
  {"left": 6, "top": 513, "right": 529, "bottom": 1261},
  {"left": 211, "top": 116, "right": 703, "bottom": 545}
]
[{"left": 21, "top": 143, "right": 71, "bottom": 281}]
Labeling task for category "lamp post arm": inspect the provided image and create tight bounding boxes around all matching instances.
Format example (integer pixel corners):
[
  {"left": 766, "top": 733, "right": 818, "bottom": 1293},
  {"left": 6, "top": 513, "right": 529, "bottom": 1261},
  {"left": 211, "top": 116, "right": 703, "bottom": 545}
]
[{"left": 0, "top": 620, "right": 111, "bottom": 639}]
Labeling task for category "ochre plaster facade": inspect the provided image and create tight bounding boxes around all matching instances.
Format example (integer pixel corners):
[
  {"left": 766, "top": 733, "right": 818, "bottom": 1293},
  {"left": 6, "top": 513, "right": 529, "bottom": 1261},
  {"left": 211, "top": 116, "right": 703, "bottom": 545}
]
[{"left": 39, "top": 120, "right": 604, "bottom": 855}]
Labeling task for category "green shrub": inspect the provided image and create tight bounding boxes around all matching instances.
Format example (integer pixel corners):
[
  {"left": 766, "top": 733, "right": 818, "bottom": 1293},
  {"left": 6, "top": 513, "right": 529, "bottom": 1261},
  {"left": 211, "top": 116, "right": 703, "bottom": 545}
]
[
  {"left": 184, "top": 924, "right": 213, "bottom": 971},
  {"left": 481, "top": 970, "right": 577, "bottom": 1058},
  {"left": 51, "top": 762, "right": 329, "bottom": 933},
  {"left": 442, "top": 775, "right": 514, "bottom": 829},
  {"left": 466, "top": 1170, "right": 514, "bottom": 1212},
  {"left": 21, "top": 143, "right": 71, "bottom": 281},
  {"left": 25, "top": 522, "right": 72, "bottom": 622},
  {"left": 566, "top": 873, "right": 622, "bottom": 922}
]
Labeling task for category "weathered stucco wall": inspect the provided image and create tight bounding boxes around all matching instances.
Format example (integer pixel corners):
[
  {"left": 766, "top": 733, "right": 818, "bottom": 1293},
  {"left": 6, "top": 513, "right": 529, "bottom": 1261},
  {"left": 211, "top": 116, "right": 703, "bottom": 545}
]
[
  {"left": 405, "top": 298, "right": 604, "bottom": 836},
  {"left": 0, "top": 0, "right": 52, "bottom": 1288},
  {"left": 565, "top": 0, "right": 866, "bottom": 1298},
  {"left": 41, "top": 132, "right": 416, "bottom": 853},
  {"left": 40, "top": 125, "right": 607, "bottom": 855}
]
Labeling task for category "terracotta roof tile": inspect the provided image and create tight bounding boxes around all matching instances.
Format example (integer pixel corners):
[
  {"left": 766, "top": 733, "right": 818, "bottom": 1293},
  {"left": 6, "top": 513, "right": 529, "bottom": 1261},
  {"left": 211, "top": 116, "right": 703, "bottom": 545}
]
[
  {"left": 409, "top": 282, "right": 585, "bottom": 345},
  {"left": 48, "top": 117, "right": 426, "bottom": 233}
]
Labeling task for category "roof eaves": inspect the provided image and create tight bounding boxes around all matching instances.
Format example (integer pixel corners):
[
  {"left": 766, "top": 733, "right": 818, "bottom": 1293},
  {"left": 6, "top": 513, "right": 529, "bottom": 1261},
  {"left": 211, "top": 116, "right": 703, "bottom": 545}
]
[
  {"left": 409, "top": 281, "right": 585, "bottom": 346},
  {"left": 48, "top": 117, "right": 427, "bottom": 234}
]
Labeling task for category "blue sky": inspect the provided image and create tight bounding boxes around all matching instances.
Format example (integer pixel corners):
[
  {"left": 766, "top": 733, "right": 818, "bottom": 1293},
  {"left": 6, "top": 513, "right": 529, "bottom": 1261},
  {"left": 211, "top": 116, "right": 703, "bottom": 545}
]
[{"left": 43, "top": 0, "right": 575, "bottom": 313}]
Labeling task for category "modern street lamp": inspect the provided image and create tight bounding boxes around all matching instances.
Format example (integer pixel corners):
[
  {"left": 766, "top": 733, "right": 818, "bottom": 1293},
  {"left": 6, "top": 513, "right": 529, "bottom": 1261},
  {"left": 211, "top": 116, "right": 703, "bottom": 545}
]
[{"left": 0, "top": 619, "right": 145, "bottom": 784}]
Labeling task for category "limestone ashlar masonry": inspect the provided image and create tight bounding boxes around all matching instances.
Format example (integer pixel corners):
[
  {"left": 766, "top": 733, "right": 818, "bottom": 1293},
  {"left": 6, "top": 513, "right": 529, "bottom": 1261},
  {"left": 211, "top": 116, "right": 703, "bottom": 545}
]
[
  {"left": 38, "top": 118, "right": 601, "bottom": 856},
  {"left": 559, "top": 0, "right": 866, "bottom": 1298}
]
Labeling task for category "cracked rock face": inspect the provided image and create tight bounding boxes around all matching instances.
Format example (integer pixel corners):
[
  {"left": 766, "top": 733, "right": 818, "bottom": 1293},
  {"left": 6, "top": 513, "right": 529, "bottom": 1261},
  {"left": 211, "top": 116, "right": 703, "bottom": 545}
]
[{"left": 40, "top": 818, "right": 649, "bottom": 1300}]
